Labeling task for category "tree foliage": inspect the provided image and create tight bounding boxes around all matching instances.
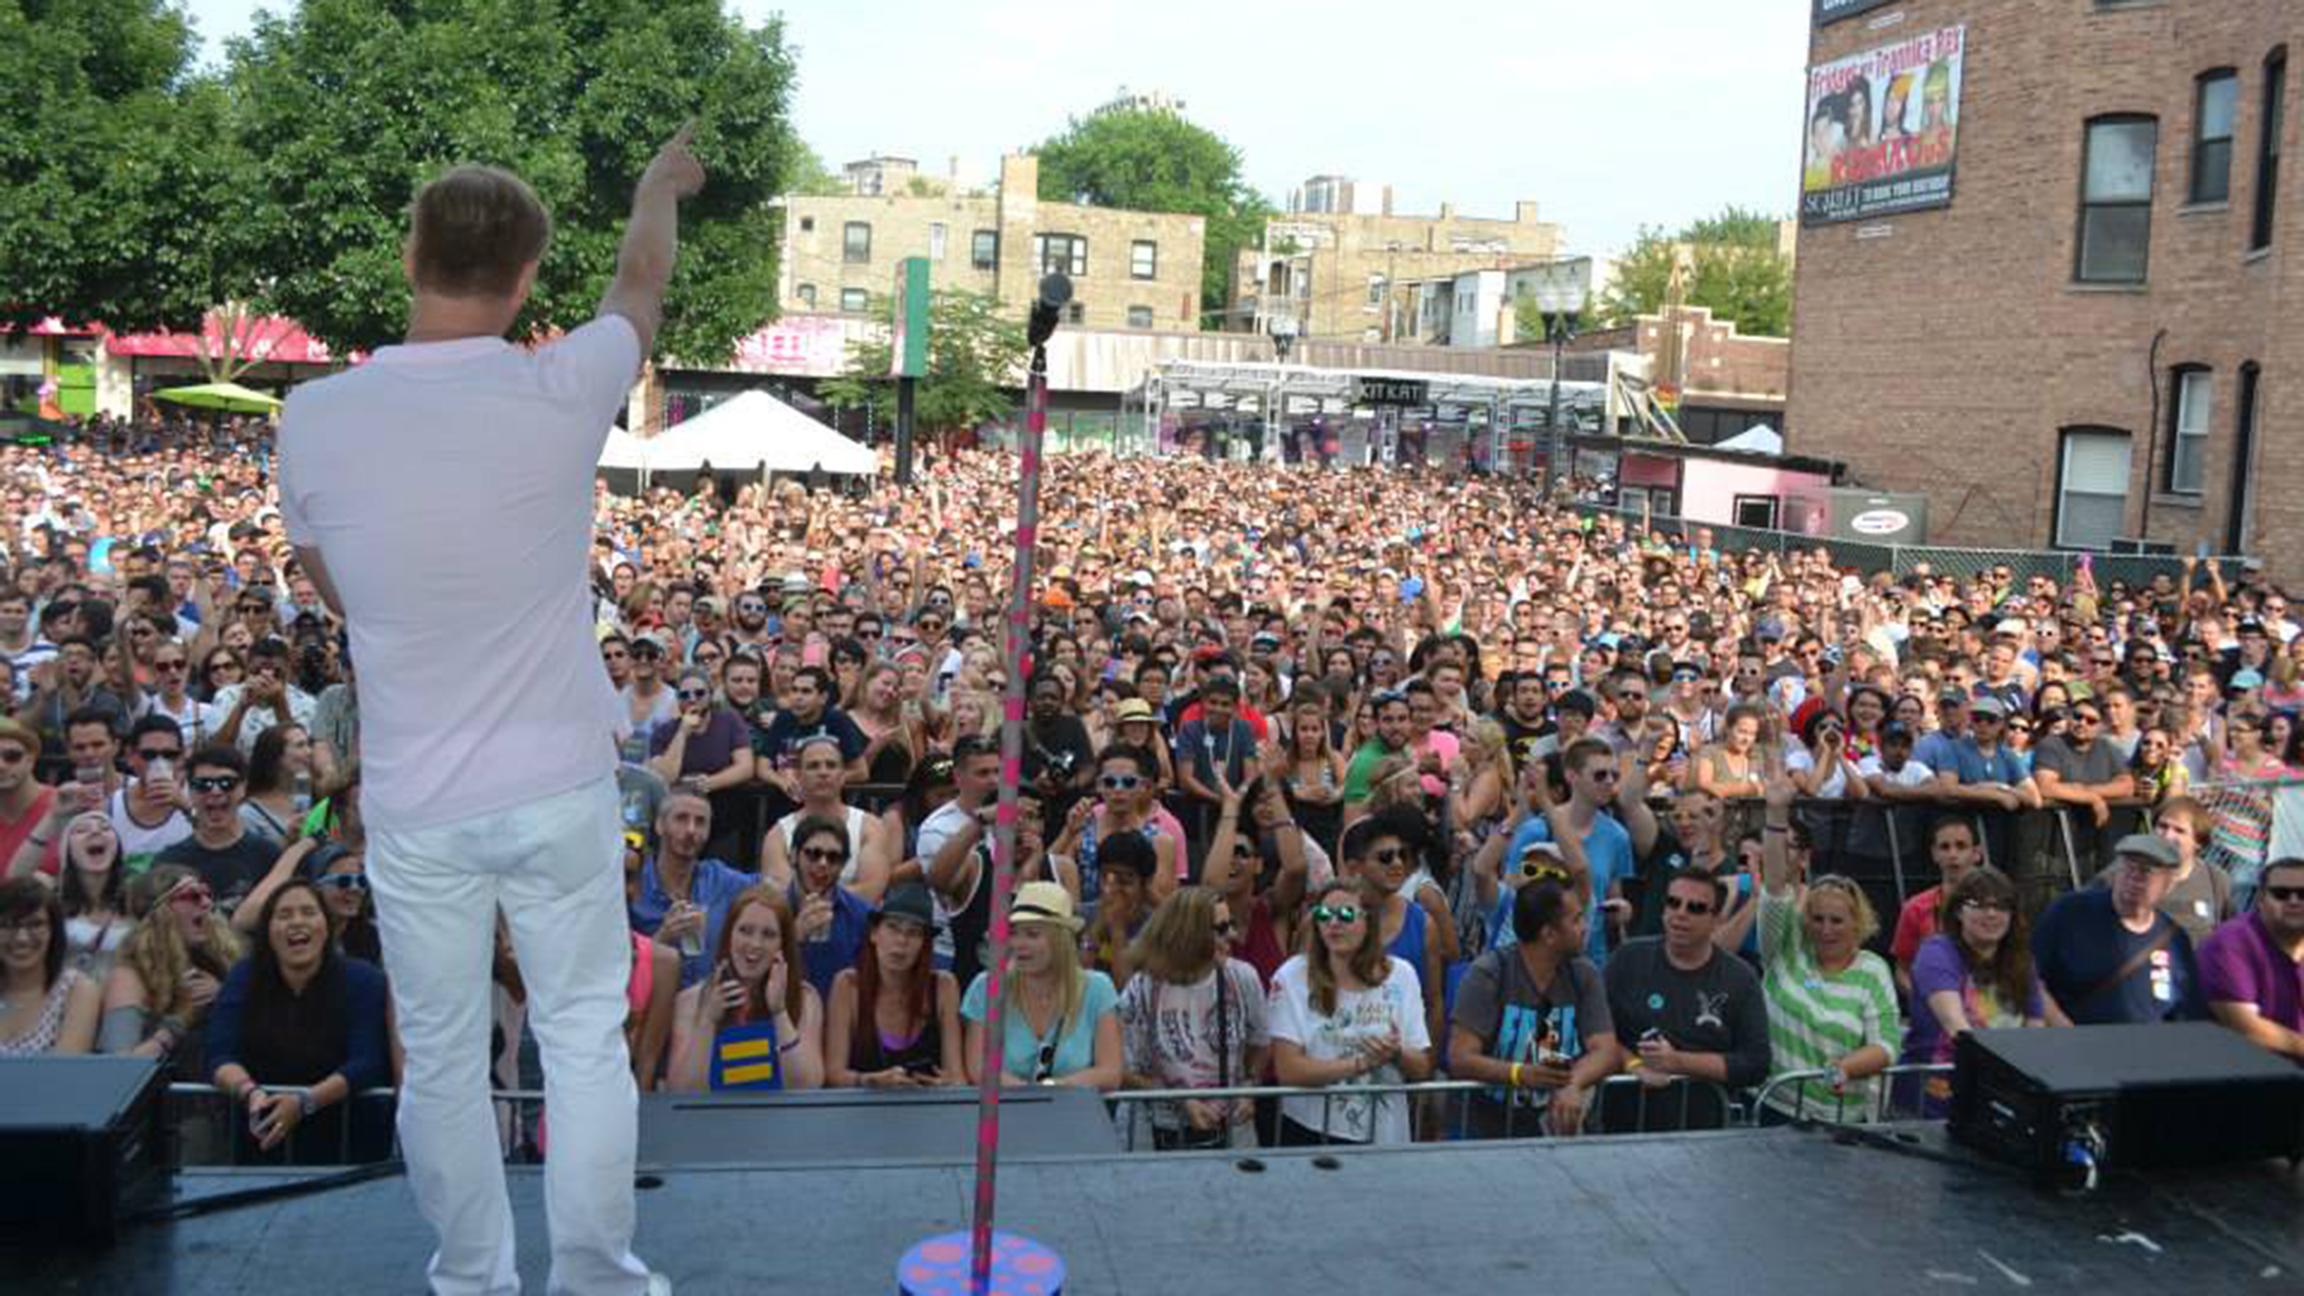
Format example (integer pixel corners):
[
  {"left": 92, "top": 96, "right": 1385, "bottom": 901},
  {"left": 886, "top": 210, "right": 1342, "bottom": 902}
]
[
  {"left": 224, "top": 0, "right": 800, "bottom": 361},
  {"left": 818, "top": 289, "right": 1026, "bottom": 435},
  {"left": 0, "top": 1, "right": 257, "bottom": 331},
  {"left": 1033, "top": 108, "right": 1272, "bottom": 318},
  {"left": 1595, "top": 205, "right": 1792, "bottom": 338}
]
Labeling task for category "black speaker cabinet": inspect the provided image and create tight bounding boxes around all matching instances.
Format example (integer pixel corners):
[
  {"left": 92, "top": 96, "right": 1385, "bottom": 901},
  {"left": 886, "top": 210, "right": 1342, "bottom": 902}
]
[
  {"left": 0, "top": 1055, "right": 171, "bottom": 1244},
  {"left": 1949, "top": 1022, "right": 2304, "bottom": 1183}
]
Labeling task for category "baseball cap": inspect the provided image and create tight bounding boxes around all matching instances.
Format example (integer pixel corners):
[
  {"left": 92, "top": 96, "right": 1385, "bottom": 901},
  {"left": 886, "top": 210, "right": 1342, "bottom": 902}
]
[
  {"left": 1554, "top": 689, "right": 1598, "bottom": 718},
  {"left": 1968, "top": 696, "right": 2009, "bottom": 719},
  {"left": 2112, "top": 833, "right": 2180, "bottom": 870}
]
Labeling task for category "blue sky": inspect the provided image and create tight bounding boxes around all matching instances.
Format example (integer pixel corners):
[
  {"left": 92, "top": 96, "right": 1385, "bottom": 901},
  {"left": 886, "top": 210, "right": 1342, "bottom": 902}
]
[{"left": 180, "top": 0, "right": 1810, "bottom": 259}]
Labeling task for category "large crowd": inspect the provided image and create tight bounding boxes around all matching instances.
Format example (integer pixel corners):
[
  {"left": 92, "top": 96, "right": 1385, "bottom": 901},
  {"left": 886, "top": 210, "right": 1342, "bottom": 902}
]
[{"left": 3, "top": 413, "right": 2301, "bottom": 1161}]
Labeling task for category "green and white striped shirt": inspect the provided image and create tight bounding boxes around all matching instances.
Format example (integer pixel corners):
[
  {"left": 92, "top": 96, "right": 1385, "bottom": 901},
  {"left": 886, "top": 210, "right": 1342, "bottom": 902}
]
[{"left": 1760, "top": 887, "right": 1901, "bottom": 1120}]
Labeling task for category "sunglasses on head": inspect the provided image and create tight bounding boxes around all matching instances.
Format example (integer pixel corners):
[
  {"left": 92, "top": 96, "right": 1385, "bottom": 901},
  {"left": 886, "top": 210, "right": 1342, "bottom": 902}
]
[{"left": 1311, "top": 904, "right": 1361, "bottom": 924}]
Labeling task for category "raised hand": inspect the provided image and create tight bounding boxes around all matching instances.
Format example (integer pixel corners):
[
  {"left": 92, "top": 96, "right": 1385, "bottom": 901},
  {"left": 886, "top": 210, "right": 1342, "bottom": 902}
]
[{"left": 641, "top": 121, "right": 706, "bottom": 201}]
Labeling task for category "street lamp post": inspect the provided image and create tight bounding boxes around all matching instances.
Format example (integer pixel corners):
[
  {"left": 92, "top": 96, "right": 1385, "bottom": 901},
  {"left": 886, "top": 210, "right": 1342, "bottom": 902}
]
[{"left": 1530, "top": 260, "right": 1590, "bottom": 501}]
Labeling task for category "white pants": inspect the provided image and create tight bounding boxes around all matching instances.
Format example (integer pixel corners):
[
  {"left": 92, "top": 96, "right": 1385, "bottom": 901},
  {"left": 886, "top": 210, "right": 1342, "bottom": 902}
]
[{"left": 370, "top": 776, "right": 650, "bottom": 1296}]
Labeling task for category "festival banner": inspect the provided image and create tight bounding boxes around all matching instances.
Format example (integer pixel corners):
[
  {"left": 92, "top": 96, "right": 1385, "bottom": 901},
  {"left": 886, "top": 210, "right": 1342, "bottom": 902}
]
[
  {"left": 1800, "top": 24, "right": 1965, "bottom": 226},
  {"left": 1814, "top": 0, "right": 1896, "bottom": 25}
]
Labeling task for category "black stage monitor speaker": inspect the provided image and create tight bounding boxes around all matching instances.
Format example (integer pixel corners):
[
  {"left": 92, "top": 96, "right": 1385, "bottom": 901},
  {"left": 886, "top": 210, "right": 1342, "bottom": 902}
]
[
  {"left": 1949, "top": 1023, "right": 2304, "bottom": 1184},
  {"left": 0, "top": 1055, "right": 171, "bottom": 1244}
]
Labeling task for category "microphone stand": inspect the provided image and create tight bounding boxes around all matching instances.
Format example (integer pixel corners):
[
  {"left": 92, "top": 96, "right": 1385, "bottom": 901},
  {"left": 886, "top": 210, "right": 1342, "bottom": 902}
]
[{"left": 966, "top": 278, "right": 1064, "bottom": 1294}]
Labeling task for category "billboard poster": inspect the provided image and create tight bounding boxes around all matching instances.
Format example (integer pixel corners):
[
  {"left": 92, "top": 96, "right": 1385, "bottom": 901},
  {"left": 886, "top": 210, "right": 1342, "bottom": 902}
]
[
  {"left": 1800, "top": 24, "right": 1965, "bottom": 226},
  {"left": 1814, "top": 0, "right": 1896, "bottom": 24}
]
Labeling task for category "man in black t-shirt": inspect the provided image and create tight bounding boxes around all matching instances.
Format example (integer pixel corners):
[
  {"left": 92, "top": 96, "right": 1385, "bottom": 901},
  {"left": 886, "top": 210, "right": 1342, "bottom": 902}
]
[
  {"left": 154, "top": 744, "right": 279, "bottom": 919},
  {"left": 751, "top": 665, "right": 867, "bottom": 823},
  {"left": 1603, "top": 871, "right": 1771, "bottom": 1130},
  {"left": 1021, "top": 671, "right": 1096, "bottom": 823}
]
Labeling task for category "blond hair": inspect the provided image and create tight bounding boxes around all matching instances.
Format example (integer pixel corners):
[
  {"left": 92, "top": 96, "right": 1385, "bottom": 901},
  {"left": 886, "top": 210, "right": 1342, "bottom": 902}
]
[
  {"left": 119, "top": 867, "right": 244, "bottom": 1020},
  {"left": 408, "top": 165, "right": 552, "bottom": 298}
]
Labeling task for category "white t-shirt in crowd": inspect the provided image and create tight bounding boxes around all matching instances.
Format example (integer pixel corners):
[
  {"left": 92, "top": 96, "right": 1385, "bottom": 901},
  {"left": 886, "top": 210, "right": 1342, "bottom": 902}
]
[
  {"left": 1265, "top": 953, "right": 1429, "bottom": 1146},
  {"left": 278, "top": 316, "right": 639, "bottom": 831}
]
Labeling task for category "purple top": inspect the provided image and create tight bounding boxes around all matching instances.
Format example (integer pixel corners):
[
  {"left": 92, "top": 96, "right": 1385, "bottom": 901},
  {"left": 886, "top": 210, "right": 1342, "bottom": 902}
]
[
  {"left": 1898, "top": 934, "right": 2046, "bottom": 1069},
  {"left": 2199, "top": 912, "right": 2304, "bottom": 1033}
]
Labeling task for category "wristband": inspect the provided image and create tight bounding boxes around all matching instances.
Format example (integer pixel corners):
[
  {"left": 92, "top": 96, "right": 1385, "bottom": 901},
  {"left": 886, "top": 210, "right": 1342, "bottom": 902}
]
[
  {"left": 295, "top": 1090, "right": 315, "bottom": 1120},
  {"left": 1763, "top": 824, "right": 1790, "bottom": 835},
  {"left": 1509, "top": 1061, "right": 1524, "bottom": 1090}
]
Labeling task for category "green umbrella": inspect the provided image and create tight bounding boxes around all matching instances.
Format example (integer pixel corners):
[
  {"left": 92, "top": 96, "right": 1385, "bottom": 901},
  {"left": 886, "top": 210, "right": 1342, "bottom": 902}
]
[{"left": 153, "top": 381, "right": 284, "bottom": 414}]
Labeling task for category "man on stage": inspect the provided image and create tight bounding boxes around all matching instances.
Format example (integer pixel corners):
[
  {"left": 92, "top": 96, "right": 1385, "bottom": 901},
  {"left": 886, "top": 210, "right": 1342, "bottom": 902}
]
[{"left": 277, "top": 126, "right": 704, "bottom": 1295}]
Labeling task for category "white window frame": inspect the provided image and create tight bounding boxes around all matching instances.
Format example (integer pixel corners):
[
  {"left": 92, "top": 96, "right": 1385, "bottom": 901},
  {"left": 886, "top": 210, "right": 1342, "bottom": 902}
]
[
  {"left": 2169, "top": 368, "right": 2211, "bottom": 493},
  {"left": 2055, "top": 428, "right": 2134, "bottom": 550},
  {"left": 929, "top": 222, "right": 948, "bottom": 261},
  {"left": 1130, "top": 240, "right": 1157, "bottom": 280}
]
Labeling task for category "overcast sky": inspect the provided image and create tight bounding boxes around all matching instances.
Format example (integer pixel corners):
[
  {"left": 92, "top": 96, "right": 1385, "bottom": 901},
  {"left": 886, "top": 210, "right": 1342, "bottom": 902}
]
[{"left": 182, "top": 0, "right": 1810, "bottom": 258}]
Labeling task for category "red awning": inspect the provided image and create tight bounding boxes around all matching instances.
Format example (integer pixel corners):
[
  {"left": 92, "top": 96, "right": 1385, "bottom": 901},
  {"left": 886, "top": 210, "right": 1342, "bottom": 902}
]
[{"left": 104, "top": 316, "right": 337, "bottom": 365}]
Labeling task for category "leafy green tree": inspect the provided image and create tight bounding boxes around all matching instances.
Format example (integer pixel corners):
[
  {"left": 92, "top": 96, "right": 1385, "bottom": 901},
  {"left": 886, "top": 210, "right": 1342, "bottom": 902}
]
[
  {"left": 1033, "top": 107, "right": 1272, "bottom": 318},
  {"left": 225, "top": 0, "right": 800, "bottom": 362},
  {"left": 819, "top": 289, "right": 1026, "bottom": 435},
  {"left": 0, "top": 1, "right": 256, "bottom": 331},
  {"left": 788, "top": 144, "right": 849, "bottom": 197},
  {"left": 1595, "top": 206, "right": 1792, "bottom": 337}
]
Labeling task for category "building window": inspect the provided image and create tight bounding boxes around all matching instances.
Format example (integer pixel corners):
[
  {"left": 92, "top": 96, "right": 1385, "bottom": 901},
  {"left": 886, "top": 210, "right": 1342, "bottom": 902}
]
[
  {"left": 1130, "top": 240, "right": 1157, "bottom": 279},
  {"left": 840, "top": 288, "right": 869, "bottom": 313},
  {"left": 972, "top": 229, "right": 998, "bottom": 271},
  {"left": 2054, "top": 426, "right": 2134, "bottom": 550},
  {"left": 843, "top": 221, "right": 872, "bottom": 264},
  {"left": 1732, "top": 495, "right": 1780, "bottom": 529},
  {"left": 1034, "top": 233, "right": 1088, "bottom": 277},
  {"left": 929, "top": 223, "right": 948, "bottom": 261},
  {"left": 1064, "top": 302, "right": 1085, "bottom": 324},
  {"left": 2254, "top": 48, "right": 2286, "bottom": 250},
  {"left": 2229, "top": 362, "right": 2262, "bottom": 552},
  {"left": 2167, "top": 365, "right": 2211, "bottom": 493},
  {"left": 2076, "top": 116, "right": 2158, "bottom": 284},
  {"left": 1367, "top": 274, "right": 1388, "bottom": 308},
  {"left": 2191, "top": 70, "right": 2238, "bottom": 203},
  {"left": 799, "top": 215, "right": 815, "bottom": 232},
  {"left": 1126, "top": 305, "right": 1154, "bottom": 328},
  {"left": 797, "top": 283, "right": 817, "bottom": 308}
]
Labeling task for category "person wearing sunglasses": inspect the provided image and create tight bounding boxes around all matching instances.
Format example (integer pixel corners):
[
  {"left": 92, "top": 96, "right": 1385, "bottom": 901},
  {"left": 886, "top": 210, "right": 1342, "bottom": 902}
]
[
  {"left": 1267, "top": 876, "right": 1432, "bottom": 1146},
  {"left": 646, "top": 667, "right": 756, "bottom": 805},
  {"left": 1492, "top": 739, "right": 1636, "bottom": 968},
  {"left": 118, "top": 636, "right": 208, "bottom": 752},
  {"left": 2200, "top": 855, "right": 2304, "bottom": 1061},
  {"left": 1895, "top": 866, "right": 2051, "bottom": 1118},
  {"left": 1117, "top": 886, "right": 1271, "bottom": 1149},
  {"left": 309, "top": 842, "right": 381, "bottom": 965},
  {"left": 98, "top": 864, "right": 244, "bottom": 1078},
  {"left": 1061, "top": 745, "right": 1182, "bottom": 917},
  {"left": 151, "top": 746, "right": 276, "bottom": 922},
  {"left": 1601, "top": 870, "right": 1770, "bottom": 1131}
]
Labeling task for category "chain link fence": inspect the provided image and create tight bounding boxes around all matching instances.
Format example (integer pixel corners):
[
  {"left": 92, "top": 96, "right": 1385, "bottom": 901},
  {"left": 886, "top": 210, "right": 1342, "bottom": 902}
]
[{"left": 1576, "top": 504, "right": 2244, "bottom": 590}]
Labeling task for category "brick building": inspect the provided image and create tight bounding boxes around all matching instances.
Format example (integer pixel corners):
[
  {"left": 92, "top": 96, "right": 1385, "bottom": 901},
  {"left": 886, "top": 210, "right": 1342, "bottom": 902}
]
[
  {"left": 1233, "top": 182, "right": 1564, "bottom": 343},
  {"left": 1573, "top": 304, "right": 1791, "bottom": 445},
  {"left": 778, "top": 154, "right": 1206, "bottom": 334},
  {"left": 1786, "top": 3, "right": 2294, "bottom": 570}
]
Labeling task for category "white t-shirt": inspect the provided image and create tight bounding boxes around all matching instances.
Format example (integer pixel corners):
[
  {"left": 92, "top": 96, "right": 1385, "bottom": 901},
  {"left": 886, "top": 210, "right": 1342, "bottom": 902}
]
[
  {"left": 1265, "top": 953, "right": 1430, "bottom": 1145},
  {"left": 1855, "top": 754, "right": 1936, "bottom": 790},
  {"left": 200, "top": 683, "right": 318, "bottom": 753},
  {"left": 278, "top": 317, "right": 638, "bottom": 831}
]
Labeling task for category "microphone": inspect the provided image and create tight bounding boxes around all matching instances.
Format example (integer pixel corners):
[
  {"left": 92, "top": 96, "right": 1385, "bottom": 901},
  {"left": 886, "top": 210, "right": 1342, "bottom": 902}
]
[{"left": 1027, "top": 273, "right": 1072, "bottom": 348}]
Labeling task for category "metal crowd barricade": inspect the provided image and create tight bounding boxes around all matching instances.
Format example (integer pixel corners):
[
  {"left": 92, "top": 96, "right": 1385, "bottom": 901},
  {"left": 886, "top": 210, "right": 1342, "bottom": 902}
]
[
  {"left": 1104, "top": 1074, "right": 1738, "bottom": 1151},
  {"left": 1749, "top": 1064, "right": 1952, "bottom": 1125},
  {"left": 166, "top": 1084, "right": 550, "bottom": 1167}
]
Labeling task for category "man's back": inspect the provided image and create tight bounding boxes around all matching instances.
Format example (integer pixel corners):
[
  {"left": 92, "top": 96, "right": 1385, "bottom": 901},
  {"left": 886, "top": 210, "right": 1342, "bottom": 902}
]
[{"left": 279, "top": 319, "right": 638, "bottom": 831}]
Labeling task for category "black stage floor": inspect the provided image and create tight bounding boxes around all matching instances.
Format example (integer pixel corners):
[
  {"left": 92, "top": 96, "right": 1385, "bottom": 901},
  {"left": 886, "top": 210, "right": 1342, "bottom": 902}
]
[{"left": 8, "top": 1123, "right": 2301, "bottom": 1295}]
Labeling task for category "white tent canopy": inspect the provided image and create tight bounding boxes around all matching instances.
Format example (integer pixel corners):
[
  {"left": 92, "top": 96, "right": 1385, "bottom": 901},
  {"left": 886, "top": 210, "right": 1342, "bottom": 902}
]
[
  {"left": 600, "top": 390, "right": 877, "bottom": 478},
  {"left": 598, "top": 425, "right": 651, "bottom": 469},
  {"left": 1715, "top": 424, "right": 1782, "bottom": 456}
]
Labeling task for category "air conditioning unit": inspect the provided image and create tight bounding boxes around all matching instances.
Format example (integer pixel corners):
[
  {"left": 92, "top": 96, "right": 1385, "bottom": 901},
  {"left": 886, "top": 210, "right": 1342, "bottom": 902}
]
[{"left": 2108, "top": 537, "right": 2178, "bottom": 556}]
